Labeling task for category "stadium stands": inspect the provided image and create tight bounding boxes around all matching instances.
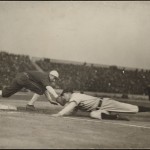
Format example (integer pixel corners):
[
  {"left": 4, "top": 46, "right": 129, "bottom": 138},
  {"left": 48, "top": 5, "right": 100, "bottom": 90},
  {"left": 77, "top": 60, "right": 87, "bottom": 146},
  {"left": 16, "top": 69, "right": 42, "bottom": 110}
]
[
  {"left": 1, "top": 51, "right": 150, "bottom": 95},
  {"left": 0, "top": 51, "right": 36, "bottom": 89},
  {"left": 36, "top": 58, "right": 150, "bottom": 95}
]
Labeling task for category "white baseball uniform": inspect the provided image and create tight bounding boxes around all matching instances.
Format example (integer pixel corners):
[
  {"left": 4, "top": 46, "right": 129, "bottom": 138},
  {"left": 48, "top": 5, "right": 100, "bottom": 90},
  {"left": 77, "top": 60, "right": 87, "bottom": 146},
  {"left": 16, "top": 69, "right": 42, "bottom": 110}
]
[{"left": 67, "top": 93, "right": 139, "bottom": 119}]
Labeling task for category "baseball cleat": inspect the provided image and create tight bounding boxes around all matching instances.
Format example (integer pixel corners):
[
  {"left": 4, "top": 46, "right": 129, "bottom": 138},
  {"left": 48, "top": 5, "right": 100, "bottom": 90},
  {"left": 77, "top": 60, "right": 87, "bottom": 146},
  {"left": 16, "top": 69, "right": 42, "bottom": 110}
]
[
  {"left": 116, "top": 114, "right": 130, "bottom": 121},
  {"left": 0, "top": 103, "right": 17, "bottom": 110},
  {"left": 26, "top": 104, "right": 36, "bottom": 111}
]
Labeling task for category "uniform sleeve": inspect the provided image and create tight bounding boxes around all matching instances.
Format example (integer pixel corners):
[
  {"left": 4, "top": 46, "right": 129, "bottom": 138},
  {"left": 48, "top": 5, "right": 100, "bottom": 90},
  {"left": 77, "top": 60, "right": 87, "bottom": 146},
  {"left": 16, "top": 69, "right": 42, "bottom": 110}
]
[
  {"left": 69, "top": 95, "right": 81, "bottom": 105},
  {"left": 58, "top": 102, "right": 77, "bottom": 116},
  {"left": 46, "top": 86, "right": 58, "bottom": 98},
  {"left": 40, "top": 78, "right": 50, "bottom": 87}
]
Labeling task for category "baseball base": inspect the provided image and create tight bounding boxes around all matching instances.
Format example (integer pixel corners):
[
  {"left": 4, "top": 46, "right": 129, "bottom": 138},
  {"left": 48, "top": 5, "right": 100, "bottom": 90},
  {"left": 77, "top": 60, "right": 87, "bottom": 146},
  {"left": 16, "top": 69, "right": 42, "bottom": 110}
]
[{"left": 0, "top": 104, "right": 17, "bottom": 110}]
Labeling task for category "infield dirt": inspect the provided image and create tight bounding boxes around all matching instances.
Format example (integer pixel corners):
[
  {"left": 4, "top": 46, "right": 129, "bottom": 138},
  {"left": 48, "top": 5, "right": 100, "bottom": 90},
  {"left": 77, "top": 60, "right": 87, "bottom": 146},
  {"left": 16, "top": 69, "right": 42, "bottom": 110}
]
[{"left": 0, "top": 93, "right": 150, "bottom": 148}]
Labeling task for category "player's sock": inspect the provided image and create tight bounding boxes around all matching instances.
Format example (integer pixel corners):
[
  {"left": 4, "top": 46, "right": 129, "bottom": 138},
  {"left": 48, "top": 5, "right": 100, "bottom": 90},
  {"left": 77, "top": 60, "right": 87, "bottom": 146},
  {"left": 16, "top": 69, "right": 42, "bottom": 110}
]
[
  {"left": 101, "top": 113, "right": 118, "bottom": 120},
  {"left": 27, "top": 93, "right": 40, "bottom": 105},
  {"left": 138, "top": 106, "right": 150, "bottom": 112}
]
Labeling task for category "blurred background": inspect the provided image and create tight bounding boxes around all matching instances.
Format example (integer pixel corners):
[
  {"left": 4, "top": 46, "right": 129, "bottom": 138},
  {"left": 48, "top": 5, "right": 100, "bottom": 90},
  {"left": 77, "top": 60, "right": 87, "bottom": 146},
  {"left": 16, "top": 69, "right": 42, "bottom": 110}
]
[{"left": 0, "top": 1, "right": 150, "bottom": 99}]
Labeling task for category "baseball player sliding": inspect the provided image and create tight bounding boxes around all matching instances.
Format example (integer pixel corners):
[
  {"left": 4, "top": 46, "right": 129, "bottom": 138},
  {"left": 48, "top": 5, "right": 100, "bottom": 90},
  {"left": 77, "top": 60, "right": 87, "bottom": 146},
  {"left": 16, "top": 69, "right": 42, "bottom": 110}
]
[
  {"left": 52, "top": 88, "right": 150, "bottom": 120},
  {"left": 0, "top": 70, "right": 60, "bottom": 110}
]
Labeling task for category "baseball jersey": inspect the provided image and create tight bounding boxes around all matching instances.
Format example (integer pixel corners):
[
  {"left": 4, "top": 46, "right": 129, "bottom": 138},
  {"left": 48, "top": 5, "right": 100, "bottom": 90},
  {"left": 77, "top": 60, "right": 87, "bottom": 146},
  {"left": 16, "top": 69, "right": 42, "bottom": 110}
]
[
  {"left": 26, "top": 71, "right": 51, "bottom": 90},
  {"left": 68, "top": 93, "right": 100, "bottom": 112}
]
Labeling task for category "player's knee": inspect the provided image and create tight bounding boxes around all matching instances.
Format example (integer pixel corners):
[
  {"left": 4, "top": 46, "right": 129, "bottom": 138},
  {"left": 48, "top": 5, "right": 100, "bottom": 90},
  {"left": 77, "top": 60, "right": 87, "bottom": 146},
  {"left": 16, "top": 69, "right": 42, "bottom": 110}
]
[
  {"left": 2, "top": 91, "right": 11, "bottom": 97},
  {"left": 37, "top": 91, "right": 43, "bottom": 95},
  {"left": 90, "top": 111, "right": 102, "bottom": 119},
  {"left": 35, "top": 88, "right": 44, "bottom": 95},
  {"left": 1, "top": 88, "right": 12, "bottom": 97},
  {"left": 32, "top": 89, "right": 43, "bottom": 95}
]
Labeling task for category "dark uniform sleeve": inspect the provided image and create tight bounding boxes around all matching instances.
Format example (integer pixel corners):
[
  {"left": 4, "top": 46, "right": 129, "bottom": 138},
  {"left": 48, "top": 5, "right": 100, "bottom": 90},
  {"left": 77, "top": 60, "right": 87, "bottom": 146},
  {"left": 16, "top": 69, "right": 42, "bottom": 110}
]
[
  {"left": 40, "top": 78, "right": 51, "bottom": 88},
  {"left": 26, "top": 71, "right": 52, "bottom": 89}
]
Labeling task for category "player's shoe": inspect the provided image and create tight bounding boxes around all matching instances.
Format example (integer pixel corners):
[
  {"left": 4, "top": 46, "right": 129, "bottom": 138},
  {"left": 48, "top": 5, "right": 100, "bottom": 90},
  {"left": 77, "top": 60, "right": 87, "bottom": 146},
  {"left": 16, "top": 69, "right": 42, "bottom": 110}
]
[
  {"left": 116, "top": 114, "right": 130, "bottom": 121},
  {"left": 0, "top": 103, "right": 17, "bottom": 110},
  {"left": 26, "top": 104, "right": 36, "bottom": 111}
]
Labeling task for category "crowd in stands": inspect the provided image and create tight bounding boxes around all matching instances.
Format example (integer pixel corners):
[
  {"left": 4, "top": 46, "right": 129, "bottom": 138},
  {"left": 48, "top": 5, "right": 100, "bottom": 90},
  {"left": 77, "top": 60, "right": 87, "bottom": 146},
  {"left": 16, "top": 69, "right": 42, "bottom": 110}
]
[
  {"left": 0, "top": 51, "right": 36, "bottom": 89},
  {"left": 36, "top": 58, "right": 150, "bottom": 95},
  {"left": 1, "top": 51, "right": 150, "bottom": 95}
]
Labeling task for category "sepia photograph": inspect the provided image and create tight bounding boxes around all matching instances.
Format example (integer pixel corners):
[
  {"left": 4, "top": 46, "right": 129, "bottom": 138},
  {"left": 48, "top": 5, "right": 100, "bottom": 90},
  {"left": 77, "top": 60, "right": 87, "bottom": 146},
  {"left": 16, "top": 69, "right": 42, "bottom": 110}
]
[{"left": 0, "top": 1, "right": 150, "bottom": 149}]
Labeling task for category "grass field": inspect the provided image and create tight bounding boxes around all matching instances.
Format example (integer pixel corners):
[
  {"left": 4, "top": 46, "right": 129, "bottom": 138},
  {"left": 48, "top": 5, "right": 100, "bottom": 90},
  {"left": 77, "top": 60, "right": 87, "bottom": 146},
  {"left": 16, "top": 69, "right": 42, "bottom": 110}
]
[{"left": 0, "top": 92, "right": 150, "bottom": 149}]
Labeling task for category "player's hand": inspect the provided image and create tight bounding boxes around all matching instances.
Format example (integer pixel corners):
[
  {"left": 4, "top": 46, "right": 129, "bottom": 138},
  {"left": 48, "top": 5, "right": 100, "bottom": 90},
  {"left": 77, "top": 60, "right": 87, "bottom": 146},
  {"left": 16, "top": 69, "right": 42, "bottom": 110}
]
[
  {"left": 51, "top": 113, "right": 62, "bottom": 117},
  {"left": 50, "top": 100, "right": 58, "bottom": 105}
]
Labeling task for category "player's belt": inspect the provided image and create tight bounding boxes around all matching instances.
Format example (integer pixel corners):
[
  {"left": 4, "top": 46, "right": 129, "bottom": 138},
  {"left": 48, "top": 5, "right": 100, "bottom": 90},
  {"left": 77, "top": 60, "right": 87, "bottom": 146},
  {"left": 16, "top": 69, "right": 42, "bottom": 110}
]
[{"left": 96, "top": 99, "right": 103, "bottom": 110}]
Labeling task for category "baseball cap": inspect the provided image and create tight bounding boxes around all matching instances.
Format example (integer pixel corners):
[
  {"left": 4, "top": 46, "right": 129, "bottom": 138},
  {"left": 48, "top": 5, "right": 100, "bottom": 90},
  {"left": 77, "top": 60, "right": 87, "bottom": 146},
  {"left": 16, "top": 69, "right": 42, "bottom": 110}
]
[
  {"left": 50, "top": 70, "right": 59, "bottom": 78},
  {"left": 60, "top": 88, "right": 74, "bottom": 96}
]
